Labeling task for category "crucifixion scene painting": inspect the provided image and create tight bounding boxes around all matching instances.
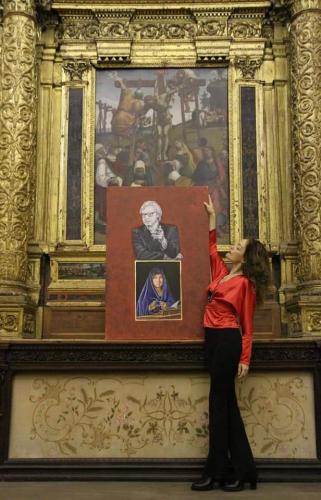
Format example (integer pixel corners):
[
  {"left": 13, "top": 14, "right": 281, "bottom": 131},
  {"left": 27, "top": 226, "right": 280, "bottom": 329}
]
[{"left": 95, "top": 68, "right": 229, "bottom": 244}]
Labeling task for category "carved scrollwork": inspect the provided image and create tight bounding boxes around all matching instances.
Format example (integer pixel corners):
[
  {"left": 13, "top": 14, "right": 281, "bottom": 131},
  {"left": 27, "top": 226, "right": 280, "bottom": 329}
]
[
  {"left": 307, "top": 312, "right": 321, "bottom": 333},
  {"left": 198, "top": 19, "right": 226, "bottom": 37},
  {"left": 62, "top": 59, "right": 90, "bottom": 81},
  {"left": 290, "top": 10, "right": 321, "bottom": 282},
  {"left": 228, "top": 21, "right": 262, "bottom": 38},
  {"left": 234, "top": 56, "right": 263, "bottom": 78},
  {"left": 0, "top": 9, "right": 37, "bottom": 284},
  {"left": 57, "top": 10, "right": 269, "bottom": 44},
  {"left": 133, "top": 22, "right": 196, "bottom": 40},
  {"left": 60, "top": 20, "right": 131, "bottom": 41},
  {"left": 0, "top": 312, "right": 19, "bottom": 335}
]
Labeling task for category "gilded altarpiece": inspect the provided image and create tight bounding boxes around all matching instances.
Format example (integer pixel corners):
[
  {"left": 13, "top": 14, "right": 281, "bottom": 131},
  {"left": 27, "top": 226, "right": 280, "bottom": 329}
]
[
  {"left": 1, "top": 0, "right": 321, "bottom": 479},
  {"left": 9, "top": 0, "right": 295, "bottom": 341},
  {"left": 0, "top": 2, "right": 319, "bottom": 341}
]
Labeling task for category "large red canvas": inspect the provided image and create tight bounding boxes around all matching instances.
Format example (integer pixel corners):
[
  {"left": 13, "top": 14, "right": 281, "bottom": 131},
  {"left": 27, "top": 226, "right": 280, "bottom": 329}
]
[{"left": 105, "top": 186, "right": 209, "bottom": 341}]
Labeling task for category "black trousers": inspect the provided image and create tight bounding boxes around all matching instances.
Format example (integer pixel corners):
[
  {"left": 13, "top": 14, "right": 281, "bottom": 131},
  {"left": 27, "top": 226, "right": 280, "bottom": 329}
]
[{"left": 204, "top": 327, "right": 256, "bottom": 482}]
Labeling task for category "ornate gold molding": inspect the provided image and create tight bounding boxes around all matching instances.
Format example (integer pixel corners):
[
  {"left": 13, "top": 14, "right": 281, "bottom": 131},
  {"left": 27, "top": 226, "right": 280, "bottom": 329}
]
[
  {"left": 290, "top": 9, "right": 321, "bottom": 282},
  {"left": 0, "top": 4, "right": 37, "bottom": 286},
  {"left": 234, "top": 56, "right": 263, "bottom": 79},
  {"left": 287, "top": 0, "right": 321, "bottom": 18},
  {"left": 0, "top": 0, "right": 38, "bottom": 339},
  {"left": 62, "top": 59, "right": 90, "bottom": 81},
  {"left": 0, "top": 311, "right": 20, "bottom": 336},
  {"left": 198, "top": 19, "right": 226, "bottom": 37},
  {"left": 228, "top": 20, "right": 262, "bottom": 38},
  {"left": 3, "top": 0, "right": 35, "bottom": 16},
  {"left": 57, "top": 8, "right": 266, "bottom": 44},
  {"left": 33, "top": 1, "right": 291, "bottom": 341},
  {"left": 306, "top": 311, "right": 321, "bottom": 333}
]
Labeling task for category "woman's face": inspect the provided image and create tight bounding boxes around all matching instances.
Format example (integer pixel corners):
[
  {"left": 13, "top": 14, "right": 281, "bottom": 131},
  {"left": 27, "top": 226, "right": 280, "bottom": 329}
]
[
  {"left": 152, "top": 273, "right": 163, "bottom": 289},
  {"left": 226, "top": 239, "right": 249, "bottom": 264}
]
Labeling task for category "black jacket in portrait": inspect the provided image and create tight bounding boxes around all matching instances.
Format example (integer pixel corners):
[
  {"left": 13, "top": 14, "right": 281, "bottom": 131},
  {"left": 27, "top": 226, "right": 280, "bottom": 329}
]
[{"left": 132, "top": 223, "right": 181, "bottom": 260}]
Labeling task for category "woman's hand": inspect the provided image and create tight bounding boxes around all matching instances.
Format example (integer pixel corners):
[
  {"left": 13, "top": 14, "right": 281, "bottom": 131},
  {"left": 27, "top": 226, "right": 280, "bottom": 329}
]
[
  {"left": 204, "top": 194, "right": 215, "bottom": 215},
  {"left": 148, "top": 300, "right": 158, "bottom": 311},
  {"left": 238, "top": 363, "right": 249, "bottom": 379},
  {"left": 203, "top": 194, "right": 216, "bottom": 230}
]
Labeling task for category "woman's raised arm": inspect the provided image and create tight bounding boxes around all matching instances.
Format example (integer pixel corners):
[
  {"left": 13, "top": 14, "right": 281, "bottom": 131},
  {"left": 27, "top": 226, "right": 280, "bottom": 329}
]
[{"left": 203, "top": 194, "right": 216, "bottom": 231}]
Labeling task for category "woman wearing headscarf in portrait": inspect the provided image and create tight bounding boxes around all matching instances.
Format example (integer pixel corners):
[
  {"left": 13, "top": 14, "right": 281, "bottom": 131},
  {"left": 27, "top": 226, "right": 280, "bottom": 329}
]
[{"left": 136, "top": 268, "right": 175, "bottom": 317}]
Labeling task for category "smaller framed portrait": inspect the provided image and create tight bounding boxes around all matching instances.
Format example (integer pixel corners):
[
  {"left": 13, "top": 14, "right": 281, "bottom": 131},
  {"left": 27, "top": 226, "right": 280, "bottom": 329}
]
[{"left": 135, "top": 261, "right": 182, "bottom": 321}]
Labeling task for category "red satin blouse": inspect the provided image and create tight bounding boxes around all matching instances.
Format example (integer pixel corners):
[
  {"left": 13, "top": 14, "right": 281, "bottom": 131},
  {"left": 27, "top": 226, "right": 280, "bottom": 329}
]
[{"left": 203, "top": 230, "right": 256, "bottom": 366}]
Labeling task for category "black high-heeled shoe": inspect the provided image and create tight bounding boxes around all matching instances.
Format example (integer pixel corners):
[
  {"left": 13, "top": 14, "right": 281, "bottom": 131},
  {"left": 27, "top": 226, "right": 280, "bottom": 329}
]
[
  {"left": 221, "top": 479, "right": 257, "bottom": 492},
  {"left": 191, "top": 476, "right": 217, "bottom": 491}
]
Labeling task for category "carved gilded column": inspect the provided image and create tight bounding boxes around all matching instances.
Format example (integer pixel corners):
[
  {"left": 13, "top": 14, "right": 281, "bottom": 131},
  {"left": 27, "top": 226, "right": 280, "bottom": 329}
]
[
  {"left": 0, "top": 0, "right": 38, "bottom": 337},
  {"left": 287, "top": 0, "right": 321, "bottom": 335}
]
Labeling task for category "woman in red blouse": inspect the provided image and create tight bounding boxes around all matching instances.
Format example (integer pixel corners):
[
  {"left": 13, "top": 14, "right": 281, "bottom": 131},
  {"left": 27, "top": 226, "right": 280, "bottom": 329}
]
[{"left": 192, "top": 195, "right": 270, "bottom": 493}]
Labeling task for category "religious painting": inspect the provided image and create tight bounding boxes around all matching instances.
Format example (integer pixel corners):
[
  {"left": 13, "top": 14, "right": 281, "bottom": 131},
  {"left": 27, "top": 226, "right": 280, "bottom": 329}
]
[
  {"left": 95, "top": 68, "right": 229, "bottom": 245},
  {"left": 135, "top": 261, "right": 182, "bottom": 321},
  {"left": 105, "top": 186, "right": 209, "bottom": 341}
]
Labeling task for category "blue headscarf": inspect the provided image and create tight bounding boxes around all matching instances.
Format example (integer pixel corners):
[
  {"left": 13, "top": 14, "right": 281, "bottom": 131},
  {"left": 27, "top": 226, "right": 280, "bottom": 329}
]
[{"left": 136, "top": 267, "right": 175, "bottom": 316}]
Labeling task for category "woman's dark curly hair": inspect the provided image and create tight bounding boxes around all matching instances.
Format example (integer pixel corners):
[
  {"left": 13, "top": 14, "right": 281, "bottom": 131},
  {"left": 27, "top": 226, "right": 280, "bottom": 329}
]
[{"left": 242, "top": 238, "right": 271, "bottom": 305}]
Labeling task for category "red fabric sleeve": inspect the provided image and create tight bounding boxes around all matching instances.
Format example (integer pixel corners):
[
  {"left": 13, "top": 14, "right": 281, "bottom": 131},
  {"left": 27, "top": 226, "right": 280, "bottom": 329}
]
[
  {"left": 239, "top": 280, "right": 256, "bottom": 366},
  {"left": 209, "top": 229, "right": 228, "bottom": 281}
]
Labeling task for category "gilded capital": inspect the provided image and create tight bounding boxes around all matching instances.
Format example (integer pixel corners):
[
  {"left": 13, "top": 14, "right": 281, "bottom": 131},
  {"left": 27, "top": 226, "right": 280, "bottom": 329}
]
[
  {"left": 286, "top": 0, "right": 321, "bottom": 18},
  {"left": 3, "top": 0, "right": 36, "bottom": 16}
]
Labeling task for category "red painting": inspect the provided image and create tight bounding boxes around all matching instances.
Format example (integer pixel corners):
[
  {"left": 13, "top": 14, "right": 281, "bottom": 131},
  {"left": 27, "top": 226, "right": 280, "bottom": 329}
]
[{"left": 105, "top": 186, "right": 210, "bottom": 341}]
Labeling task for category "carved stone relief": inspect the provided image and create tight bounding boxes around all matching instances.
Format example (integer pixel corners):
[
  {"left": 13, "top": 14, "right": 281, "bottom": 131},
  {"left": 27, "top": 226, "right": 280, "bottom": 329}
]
[
  {"left": 289, "top": 6, "right": 321, "bottom": 282},
  {"left": 198, "top": 19, "right": 226, "bottom": 37},
  {"left": 234, "top": 56, "right": 263, "bottom": 79},
  {"left": 57, "top": 9, "right": 265, "bottom": 44},
  {"left": 307, "top": 311, "right": 321, "bottom": 333},
  {"left": 0, "top": 1, "right": 37, "bottom": 285},
  {"left": 0, "top": 312, "right": 20, "bottom": 335},
  {"left": 228, "top": 20, "right": 262, "bottom": 38},
  {"left": 62, "top": 59, "right": 90, "bottom": 81}
]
